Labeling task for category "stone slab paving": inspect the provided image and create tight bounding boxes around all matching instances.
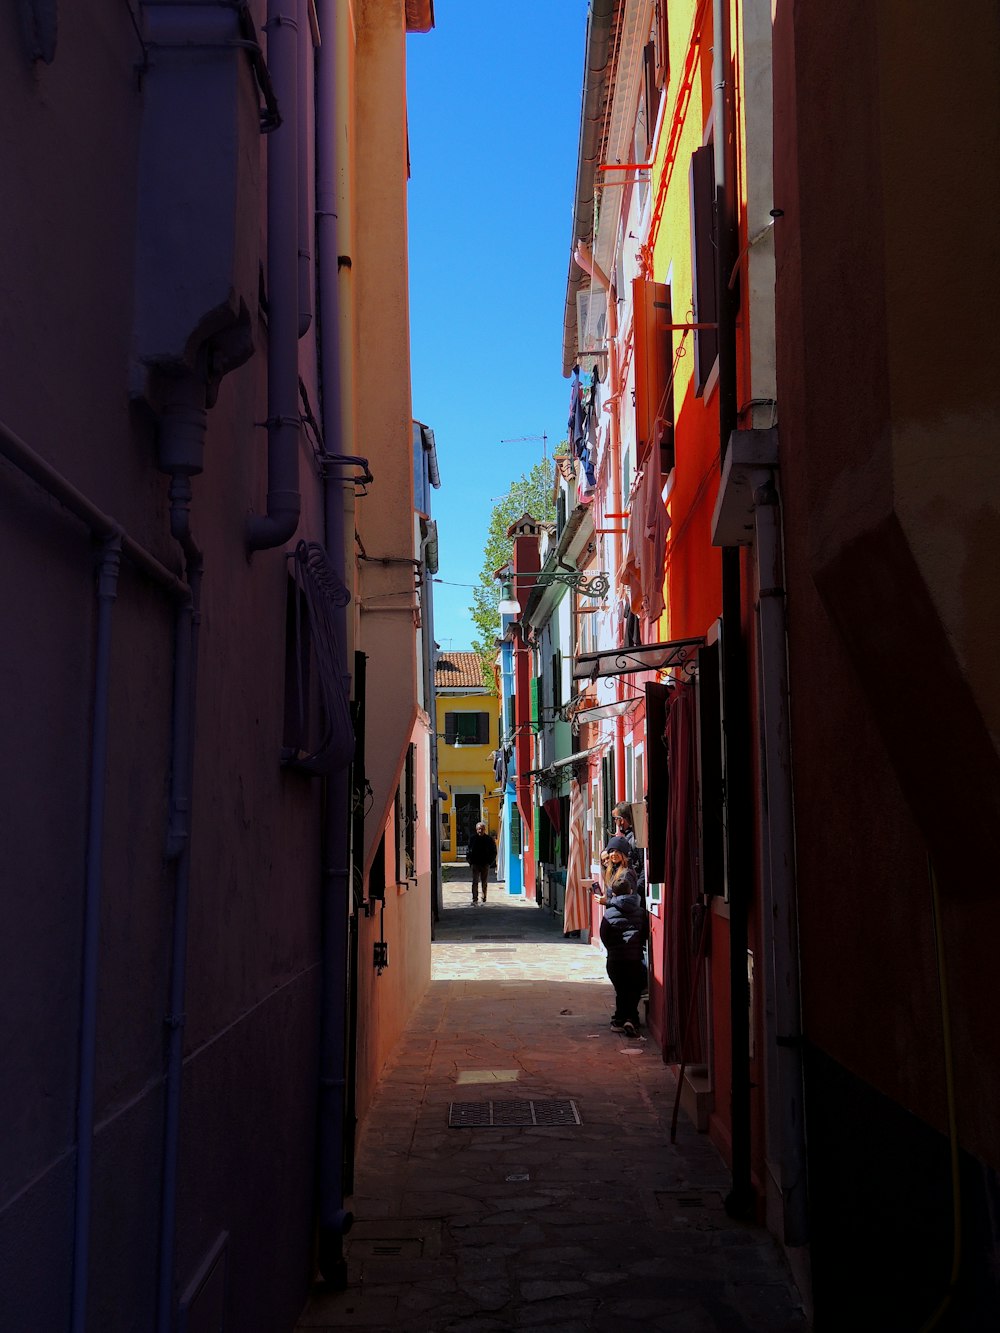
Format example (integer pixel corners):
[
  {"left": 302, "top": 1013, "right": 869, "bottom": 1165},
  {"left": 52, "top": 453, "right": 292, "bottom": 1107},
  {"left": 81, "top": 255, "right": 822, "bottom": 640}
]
[{"left": 297, "top": 875, "right": 808, "bottom": 1331}]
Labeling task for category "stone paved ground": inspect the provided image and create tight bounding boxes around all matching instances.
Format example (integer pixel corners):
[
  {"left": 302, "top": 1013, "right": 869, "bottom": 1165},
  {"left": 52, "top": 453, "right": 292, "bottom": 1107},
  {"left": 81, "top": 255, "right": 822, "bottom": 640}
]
[{"left": 297, "top": 871, "right": 808, "bottom": 1331}]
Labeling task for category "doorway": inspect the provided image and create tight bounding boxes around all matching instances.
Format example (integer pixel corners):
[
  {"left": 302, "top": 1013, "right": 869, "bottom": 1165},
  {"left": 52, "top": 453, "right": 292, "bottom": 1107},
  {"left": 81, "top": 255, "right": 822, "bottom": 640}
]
[{"left": 454, "top": 794, "right": 481, "bottom": 858}]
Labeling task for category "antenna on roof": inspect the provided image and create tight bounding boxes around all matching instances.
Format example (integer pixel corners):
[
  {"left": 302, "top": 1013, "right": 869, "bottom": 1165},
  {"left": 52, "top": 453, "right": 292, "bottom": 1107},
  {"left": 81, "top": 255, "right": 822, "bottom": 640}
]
[{"left": 500, "top": 432, "right": 549, "bottom": 460}]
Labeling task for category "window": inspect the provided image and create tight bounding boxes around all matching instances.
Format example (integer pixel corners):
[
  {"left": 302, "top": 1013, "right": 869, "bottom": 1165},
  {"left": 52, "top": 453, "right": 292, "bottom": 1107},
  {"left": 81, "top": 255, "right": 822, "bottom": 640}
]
[
  {"left": 509, "top": 806, "right": 521, "bottom": 857},
  {"left": 454, "top": 793, "right": 481, "bottom": 854},
  {"left": 551, "top": 649, "right": 562, "bottom": 712},
  {"left": 690, "top": 143, "right": 719, "bottom": 395},
  {"left": 444, "top": 711, "right": 491, "bottom": 745},
  {"left": 395, "top": 742, "right": 417, "bottom": 881}
]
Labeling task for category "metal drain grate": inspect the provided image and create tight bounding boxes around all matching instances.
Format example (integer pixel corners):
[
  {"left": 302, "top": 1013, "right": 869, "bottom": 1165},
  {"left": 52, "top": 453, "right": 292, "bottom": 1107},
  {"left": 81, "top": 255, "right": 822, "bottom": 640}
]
[
  {"left": 448, "top": 1098, "right": 581, "bottom": 1128},
  {"left": 474, "top": 947, "right": 517, "bottom": 954}
]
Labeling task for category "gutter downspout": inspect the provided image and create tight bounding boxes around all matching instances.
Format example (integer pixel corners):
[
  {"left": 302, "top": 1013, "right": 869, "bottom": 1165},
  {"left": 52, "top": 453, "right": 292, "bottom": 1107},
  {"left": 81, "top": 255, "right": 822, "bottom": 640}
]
[
  {"left": 247, "top": 0, "right": 302, "bottom": 551},
  {"left": 754, "top": 481, "right": 808, "bottom": 1246},
  {"left": 70, "top": 532, "right": 122, "bottom": 1333},
  {"left": 0, "top": 419, "right": 190, "bottom": 1333},
  {"left": 573, "top": 239, "right": 627, "bottom": 797},
  {"left": 152, "top": 380, "right": 207, "bottom": 1333},
  {"left": 315, "top": 0, "right": 354, "bottom": 1287},
  {"left": 713, "top": 0, "right": 755, "bottom": 1221},
  {"left": 297, "top": 0, "right": 314, "bottom": 339}
]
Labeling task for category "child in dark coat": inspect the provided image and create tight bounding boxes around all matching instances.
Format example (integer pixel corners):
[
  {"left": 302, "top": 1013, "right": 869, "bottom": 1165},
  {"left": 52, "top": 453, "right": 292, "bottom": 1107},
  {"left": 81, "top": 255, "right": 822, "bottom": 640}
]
[{"left": 595, "top": 836, "right": 648, "bottom": 1037}]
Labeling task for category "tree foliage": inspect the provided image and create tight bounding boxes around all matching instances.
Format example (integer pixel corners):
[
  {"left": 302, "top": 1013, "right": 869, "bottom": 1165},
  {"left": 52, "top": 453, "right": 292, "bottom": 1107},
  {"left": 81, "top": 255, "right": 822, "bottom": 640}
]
[{"left": 470, "top": 456, "right": 558, "bottom": 691}]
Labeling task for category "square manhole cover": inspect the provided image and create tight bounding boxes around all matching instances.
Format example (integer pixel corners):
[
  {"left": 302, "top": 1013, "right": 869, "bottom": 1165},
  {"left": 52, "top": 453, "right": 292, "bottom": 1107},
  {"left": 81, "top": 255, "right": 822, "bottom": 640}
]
[{"left": 448, "top": 1099, "right": 581, "bottom": 1128}]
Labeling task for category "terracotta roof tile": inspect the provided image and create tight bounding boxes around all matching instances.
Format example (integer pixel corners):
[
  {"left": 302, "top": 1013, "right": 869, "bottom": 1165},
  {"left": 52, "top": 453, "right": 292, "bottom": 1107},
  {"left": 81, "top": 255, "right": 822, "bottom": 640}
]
[{"left": 435, "top": 652, "right": 486, "bottom": 690}]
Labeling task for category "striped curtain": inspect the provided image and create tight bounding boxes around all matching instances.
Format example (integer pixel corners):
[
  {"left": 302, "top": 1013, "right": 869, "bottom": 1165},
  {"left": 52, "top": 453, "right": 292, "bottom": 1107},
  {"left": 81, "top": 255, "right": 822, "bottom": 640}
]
[{"left": 563, "top": 776, "right": 590, "bottom": 934}]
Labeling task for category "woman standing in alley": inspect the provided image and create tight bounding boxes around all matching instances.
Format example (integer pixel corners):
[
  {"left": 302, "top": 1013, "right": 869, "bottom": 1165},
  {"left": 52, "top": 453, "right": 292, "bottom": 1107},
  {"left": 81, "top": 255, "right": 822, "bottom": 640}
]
[{"left": 594, "top": 836, "right": 648, "bottom": 1037}]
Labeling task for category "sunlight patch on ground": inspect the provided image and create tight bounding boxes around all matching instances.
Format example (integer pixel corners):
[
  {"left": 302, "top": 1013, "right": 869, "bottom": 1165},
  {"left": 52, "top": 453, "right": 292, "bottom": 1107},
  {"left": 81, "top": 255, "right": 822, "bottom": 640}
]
[{"left": 454, "top": 1069, "right": 520, "bottom": 1084}]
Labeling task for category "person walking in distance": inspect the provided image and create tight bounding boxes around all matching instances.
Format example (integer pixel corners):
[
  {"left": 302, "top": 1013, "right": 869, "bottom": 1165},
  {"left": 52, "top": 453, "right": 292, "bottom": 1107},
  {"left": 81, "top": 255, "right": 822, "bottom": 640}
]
[
  {"left": 594, "top": 836, "right": 648, "bottom": 1036},
  {"left": 467, "top": 821, "right": 497, "bottom": 905}
]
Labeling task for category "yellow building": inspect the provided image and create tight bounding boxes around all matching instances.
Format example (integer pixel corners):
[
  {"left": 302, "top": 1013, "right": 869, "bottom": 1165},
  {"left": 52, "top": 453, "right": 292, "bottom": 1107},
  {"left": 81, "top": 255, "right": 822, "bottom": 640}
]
[{"left": 435, "top": 653, "right": 501, "bottom": 863}]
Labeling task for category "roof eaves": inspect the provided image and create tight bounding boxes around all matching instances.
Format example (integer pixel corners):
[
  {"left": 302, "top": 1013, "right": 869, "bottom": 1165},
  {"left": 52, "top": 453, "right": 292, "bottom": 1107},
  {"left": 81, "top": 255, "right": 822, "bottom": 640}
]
[
  {"left": 404, "top": 0, "right": 435, "bottom": 33},
  {"left": 562, "top": 0, "right": 619, "bottom": 379}
]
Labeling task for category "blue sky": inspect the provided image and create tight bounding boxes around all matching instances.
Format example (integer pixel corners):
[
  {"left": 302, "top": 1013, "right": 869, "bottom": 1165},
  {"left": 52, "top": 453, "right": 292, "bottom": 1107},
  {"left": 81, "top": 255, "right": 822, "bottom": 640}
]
[{"left": 406, "top": 2, "right": 587, "bottom": 651}]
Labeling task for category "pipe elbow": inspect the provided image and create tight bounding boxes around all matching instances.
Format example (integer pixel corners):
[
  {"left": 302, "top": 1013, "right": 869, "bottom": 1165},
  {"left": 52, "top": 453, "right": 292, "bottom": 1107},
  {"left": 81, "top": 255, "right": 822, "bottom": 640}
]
[
  {"left": 575, "top": 240, "right": 611, "bottom": 290},
  {"left": 246, "top": 494, "right": 301, "bottom": 551}
]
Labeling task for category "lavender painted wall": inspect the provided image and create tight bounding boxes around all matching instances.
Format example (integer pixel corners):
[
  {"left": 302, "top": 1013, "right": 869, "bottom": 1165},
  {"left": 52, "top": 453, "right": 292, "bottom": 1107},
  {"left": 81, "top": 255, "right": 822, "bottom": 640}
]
[{"left": 0, "top": 1, "right": 432, "bottom": 1327}]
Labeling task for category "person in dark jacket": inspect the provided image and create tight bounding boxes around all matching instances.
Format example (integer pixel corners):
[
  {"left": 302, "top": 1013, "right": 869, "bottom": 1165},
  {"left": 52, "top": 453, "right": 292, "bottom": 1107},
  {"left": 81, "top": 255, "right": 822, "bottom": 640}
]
[
  {"left": 595, "top": 835, "right": 648, "bottom": 1036},
  {"left": 466, "top": 822, "right": 497, "bottom": 905},
  {"left": 611, "top": 801, "right": 646, "bottom": 896}
]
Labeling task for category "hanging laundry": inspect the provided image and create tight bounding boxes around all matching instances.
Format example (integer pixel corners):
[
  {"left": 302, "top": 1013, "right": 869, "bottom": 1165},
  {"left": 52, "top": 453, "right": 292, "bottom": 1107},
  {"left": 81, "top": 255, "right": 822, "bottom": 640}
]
[
  {"left": 567, "top": 365, "right": 597, "bottom": 495},
  {"left": 542, "top": 797, "right": 562, "bottom": 835},
  {"left": 620, "top": 472, "right": 644, "bottom": 615}
]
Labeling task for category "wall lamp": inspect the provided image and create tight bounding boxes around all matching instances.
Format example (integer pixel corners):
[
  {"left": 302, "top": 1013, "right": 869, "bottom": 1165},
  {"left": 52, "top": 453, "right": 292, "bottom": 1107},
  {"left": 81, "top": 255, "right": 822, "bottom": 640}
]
[{"left": 498, "top": 571, "right": 610, "bottom": 616}]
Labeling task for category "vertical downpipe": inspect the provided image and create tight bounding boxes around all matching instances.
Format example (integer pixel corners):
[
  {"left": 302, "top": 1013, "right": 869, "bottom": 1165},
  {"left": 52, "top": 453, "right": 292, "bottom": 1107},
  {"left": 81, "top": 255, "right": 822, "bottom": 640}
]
[
  {"left": 713, "top": 0, "right": 755, "bottom": 1220},
  {"left": 154, "top": 391, "right": 206, "bottom": 1333},
  {"left": 70, "top": 535, "right": 123, "bottom": 1333},
  {"left": 754, "top": 483, "right": 808, "bottom": 1245},
  {"left": 156, "top": 559, "right": 201, "bottom": 1333},
  {"left": 316, "top": 0, "right": 354, "bottom": 1286},
  {"left": 297, "top": 0, "right": 313, "bottom": 339},
  {"left": 247, "top": 0, "right": 302, "bottom": 551}
]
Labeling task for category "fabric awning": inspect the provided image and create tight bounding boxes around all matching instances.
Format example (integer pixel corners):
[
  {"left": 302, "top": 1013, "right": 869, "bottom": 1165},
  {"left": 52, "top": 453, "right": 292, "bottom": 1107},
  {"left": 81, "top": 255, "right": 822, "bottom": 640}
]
[
  {"left": 572, "top": 637, "right": 704, "bottom": 682},
  {"left": 563, "top": 776, "right": 591, "bottom": 934},
  {"left": 524, "top": 742, "right": 606, "bottom": 778},
  {"left": 572, "top": 697, "right": 641, "bottom": 726}
]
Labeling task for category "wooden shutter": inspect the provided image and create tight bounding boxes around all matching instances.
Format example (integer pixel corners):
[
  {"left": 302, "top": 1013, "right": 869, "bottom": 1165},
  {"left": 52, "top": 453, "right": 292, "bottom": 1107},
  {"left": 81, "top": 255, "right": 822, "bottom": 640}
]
[
  {"left": 655, "top": 0, "right": 670, "bottom": 86},
  {"left": 477, "top": 712, "right": 490, "bottom": 745},
  {"left": 695, "top": 641, "right": 724, "bottom": 895},
  {"left": 645, "top": 682, "right": 670, "bottom": 883},
  {"left": 632, "top": 277, "right": 674, "bottom": 475},
  {"left": 690, "top": 145, "right": 719, "bottom": 394},
  {"left": 643, "top": 41, "right": 657, "bottom": 142},
  {"left": 444, "top": 712, "right": 457, "bottom": 745}
]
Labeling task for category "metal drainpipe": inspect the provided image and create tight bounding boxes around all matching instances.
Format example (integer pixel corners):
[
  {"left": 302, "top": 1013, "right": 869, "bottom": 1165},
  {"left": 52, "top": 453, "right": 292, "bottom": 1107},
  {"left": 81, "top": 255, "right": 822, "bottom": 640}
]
[
  {"left": 156, "top": 480, "right": 204, "bottom": 1333},
  {"left": 247, "top": 0, "right": 302, "bottom": 551},
  {"left": 753, "top": 481, "right": 808, "bottom": 1245},
  {"left": 713, "top": 0, "right": 755, "bottom": 1220},
  {"left": 0, "top": 417, "right": 191, "bottom": 1333},
  {"left": 70, "top": 532, "right": 122, "bottom": 1333},
  {"left": 315, "top": 0, "right": 354, "bottom": 1287},
  {"left": 297, "top": 0, "right": 313, "bottom": 339}
]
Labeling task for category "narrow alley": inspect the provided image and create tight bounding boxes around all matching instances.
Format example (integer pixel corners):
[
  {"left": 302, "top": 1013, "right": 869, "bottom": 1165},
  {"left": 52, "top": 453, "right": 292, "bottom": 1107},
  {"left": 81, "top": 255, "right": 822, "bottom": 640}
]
[{"left": 298, "top": 873, "right": 807, "bottom": 1332}]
